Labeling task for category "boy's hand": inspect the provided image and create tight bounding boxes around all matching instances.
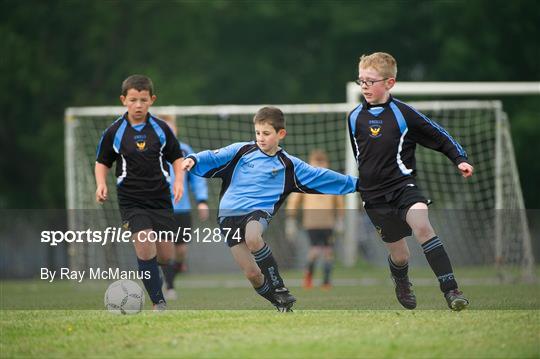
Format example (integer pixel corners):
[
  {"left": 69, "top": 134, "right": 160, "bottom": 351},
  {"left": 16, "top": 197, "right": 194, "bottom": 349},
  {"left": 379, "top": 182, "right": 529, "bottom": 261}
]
[
  {"left": 197, "top": 202, "right": 210, "bottom": 221},
  {"left": 173, "top": 179, "right": 184, "bottom": 204},
  {"left": 96, "top": 184, "right": 108, "bottom": 203},
  {"left": 182, "top": 158, "right": 195, "bottom": 171},
  {"left": 458, "top": 162, "right": 474, "bottom": 178}
]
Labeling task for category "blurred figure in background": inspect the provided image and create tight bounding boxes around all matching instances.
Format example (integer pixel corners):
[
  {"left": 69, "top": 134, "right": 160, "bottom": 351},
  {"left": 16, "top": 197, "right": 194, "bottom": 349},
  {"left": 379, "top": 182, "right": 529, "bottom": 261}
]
[
  {"left": 286, "top": 149, "right": 344, "bottom": 290},
  {"left": 161, "top": 114, "right": 210, "bottom": 300}
]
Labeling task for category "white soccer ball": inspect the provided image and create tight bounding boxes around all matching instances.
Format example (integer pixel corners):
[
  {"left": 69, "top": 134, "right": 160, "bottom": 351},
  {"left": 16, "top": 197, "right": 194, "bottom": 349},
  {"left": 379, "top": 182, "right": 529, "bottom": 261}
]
[{"left": 104, "top": 280, "right": 144, "bottom": 315}]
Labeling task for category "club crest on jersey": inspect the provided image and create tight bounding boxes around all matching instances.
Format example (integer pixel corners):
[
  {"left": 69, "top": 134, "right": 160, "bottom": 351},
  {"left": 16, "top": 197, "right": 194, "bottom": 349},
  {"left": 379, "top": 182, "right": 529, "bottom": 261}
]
[
  {"left": 271, "top": 168, "right": 278, "bottom": 177},
  {"left": 134, "top": 134, "right": 147, "bottom": 152},
  {"left": 369, "top": 125, "right": 382, "bottom": 138}
]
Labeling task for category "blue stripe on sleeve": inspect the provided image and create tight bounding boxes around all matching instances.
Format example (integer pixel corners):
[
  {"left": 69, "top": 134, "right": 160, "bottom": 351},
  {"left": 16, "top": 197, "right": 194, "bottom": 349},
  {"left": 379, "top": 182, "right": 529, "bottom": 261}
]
[
  {"left": 149, "top": 118, "right": 166, "bottom": 147},
  {"left": 394, "top": 99, "right": 467, "bottom": 157},
  {"left": 389, "top": 102, "right": 407, "bottom": 134},
  {"left": 113, "top": 120, "right": 128, "bottom": 153}
]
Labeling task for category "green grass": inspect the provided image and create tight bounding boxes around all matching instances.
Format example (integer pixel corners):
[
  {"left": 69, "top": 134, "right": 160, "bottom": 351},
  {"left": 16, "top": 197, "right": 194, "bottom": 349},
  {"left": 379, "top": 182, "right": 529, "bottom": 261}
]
[{"left": 1, "top": 266, "right": 539, "bottom": 358}]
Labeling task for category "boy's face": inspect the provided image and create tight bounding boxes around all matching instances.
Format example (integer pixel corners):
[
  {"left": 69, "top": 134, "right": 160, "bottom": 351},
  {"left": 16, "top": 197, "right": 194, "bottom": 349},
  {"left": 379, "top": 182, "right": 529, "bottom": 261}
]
[
  {"left": 120, "top": 89, "right": 156, "bottom": 122},
  {"left": 358, "top": 67, "right": 395, "bottom": 105},
  {"left": 254, "top": 122, "right": 286, "bottom": 154}
]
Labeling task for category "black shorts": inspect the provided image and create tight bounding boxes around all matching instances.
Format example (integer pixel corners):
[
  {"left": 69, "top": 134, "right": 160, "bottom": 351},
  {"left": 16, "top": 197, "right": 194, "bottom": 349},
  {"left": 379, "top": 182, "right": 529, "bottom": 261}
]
[
  {"left": 173, "top": 212, "right": 192, "bottom": 245},
  {"left": 307, "top": 229, "right": 333, "bottom": 247},
  {"left": 118, "top": 195, "right": 176, "bottom": 236},
  {"left": 363, "top": 184, "right": 429, "bottom": 243},
  {"left": 219, "top": 210, "right": 271, "bottom": 247}
]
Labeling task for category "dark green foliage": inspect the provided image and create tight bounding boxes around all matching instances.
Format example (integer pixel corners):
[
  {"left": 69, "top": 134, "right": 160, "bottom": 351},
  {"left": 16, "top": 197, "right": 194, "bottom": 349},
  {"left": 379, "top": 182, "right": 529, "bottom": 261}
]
[{"left": 1, "top": 0, "right": 539, "bottom": 208}]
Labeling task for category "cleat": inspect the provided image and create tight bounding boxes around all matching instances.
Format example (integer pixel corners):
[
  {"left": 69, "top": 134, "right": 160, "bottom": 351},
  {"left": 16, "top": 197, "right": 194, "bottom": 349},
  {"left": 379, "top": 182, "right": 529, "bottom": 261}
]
[
  {"left": 303, "top": 272, "right": 313, "bottom": 289},
  {"left": 152, "top": 300, "right": 167, "bottom": 312},
  {"left": 273, "top": 287, "right": 296, "bottom": 312},
  {"left": 445, "top": 289, "right": 469, "bottom": 311},
  {"left": 392, "top": 276, "right": 417, "bottom": 310},
  {"left": 164, "top": 288, "right": 178, "bottom": 301}
]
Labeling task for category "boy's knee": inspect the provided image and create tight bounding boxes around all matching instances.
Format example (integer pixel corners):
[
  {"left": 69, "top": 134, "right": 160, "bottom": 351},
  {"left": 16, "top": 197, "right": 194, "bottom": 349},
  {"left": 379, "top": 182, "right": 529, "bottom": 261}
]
[
  {"left": 413, "top": 224, "right": 435, "bottom": 241},
  {"left": 245, "top": 234, "right": 263, "bottom": 251},
  {"left": 244, "top": 267, "right": 262, "bottom": 282}
]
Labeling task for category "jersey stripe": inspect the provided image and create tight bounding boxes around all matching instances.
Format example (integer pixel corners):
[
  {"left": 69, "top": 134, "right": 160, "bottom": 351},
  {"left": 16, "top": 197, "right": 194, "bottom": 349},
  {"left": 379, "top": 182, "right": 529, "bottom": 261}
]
[
  {"left": 348, "top": 104, "right": 363, "bottom": 165},
  {"left": 113, "top": 120, "right": 128, "bottom": 154},
  {"left": 390, "top": 102, "right": 413, "bottom": 175}
]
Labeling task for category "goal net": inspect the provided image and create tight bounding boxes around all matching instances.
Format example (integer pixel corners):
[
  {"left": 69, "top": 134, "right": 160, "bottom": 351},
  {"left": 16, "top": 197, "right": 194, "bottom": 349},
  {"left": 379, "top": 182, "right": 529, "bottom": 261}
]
[{"left": 65, "top": 97, "right": 534, "bottom": 281}]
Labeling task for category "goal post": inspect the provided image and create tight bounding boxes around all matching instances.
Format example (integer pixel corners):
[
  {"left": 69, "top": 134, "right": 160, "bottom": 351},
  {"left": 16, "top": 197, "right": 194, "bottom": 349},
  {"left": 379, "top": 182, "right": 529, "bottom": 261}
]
[{"left": 344, "top": 81, "right": 539, "bottom": 281}]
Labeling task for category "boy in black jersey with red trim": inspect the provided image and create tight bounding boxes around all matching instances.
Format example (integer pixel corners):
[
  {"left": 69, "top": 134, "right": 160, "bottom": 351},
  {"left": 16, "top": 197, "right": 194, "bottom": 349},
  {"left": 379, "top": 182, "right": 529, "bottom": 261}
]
[
  {"left": 348, "top": 53, "right": 473, "bottom": 311},
  {"left": 95, "top": 75, "right": 184, "bottom": 311}
]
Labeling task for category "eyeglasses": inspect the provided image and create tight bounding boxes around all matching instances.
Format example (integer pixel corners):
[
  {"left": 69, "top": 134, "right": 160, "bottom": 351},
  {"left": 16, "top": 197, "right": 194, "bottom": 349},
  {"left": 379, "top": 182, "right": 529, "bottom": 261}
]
[{"left": 354, "top": 78, "right": 388, "bottom": 87}]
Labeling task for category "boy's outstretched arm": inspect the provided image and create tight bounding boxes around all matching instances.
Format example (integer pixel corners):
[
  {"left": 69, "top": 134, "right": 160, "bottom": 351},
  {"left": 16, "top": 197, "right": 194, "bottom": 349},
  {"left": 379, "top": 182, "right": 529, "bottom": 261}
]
[
  {"left": 95, "top": 163, "right": 110, "bottom": 203},
  {"left": 290, "top": 157, "right": 359, "bottom": 195},
  {"left": 184, "top": 142, "right": 251, "bottom": 178}
]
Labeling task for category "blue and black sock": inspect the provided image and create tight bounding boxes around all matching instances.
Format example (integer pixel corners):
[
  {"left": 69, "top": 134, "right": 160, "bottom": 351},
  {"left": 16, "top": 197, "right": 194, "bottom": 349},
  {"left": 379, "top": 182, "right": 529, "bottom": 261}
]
[
  {"left": 422, "top": 236, "right": 458, "bottom": 293},
  {"left": 252, "top": 243, "right": 284, "bottom": 289},
  {"left": 137, "top": 256, "right": 165, "bottom": 304},
  {"left": 388, "top": 255, "right": 409, "bottom": 279},
  {"left": 254, "top": 277, "right": 276, "bottom": 304}
]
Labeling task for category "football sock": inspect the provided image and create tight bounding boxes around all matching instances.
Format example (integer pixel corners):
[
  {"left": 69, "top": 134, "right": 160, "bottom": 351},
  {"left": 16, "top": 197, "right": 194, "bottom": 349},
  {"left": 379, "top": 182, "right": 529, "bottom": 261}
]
[
  {"left": 160, "top": 259, "right": 176, "bottom": 290},
  {"left": 254, "top": 277, "right": 276, "bottom": 304},
  {"left": 252, "top": 243, "right": 284, "bottom": 289},
  {"left": 422, "top": 236, "right": 458, "bottom": 293},
  {"left": 137, "top": 256, "right": 165, "bottom": 304},
  {"left": 323, "top": 260, "right": 333, "bottom": 285},
  {"left": 388, "top": 255, "right": 409, "bottom": 279}
]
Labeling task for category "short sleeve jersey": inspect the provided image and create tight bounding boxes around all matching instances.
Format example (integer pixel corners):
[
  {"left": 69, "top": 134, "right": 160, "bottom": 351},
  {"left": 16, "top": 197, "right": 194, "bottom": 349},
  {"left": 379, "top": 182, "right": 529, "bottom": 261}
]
[{"left": 96, "top": 113, "right": 184, "bottom": 200}]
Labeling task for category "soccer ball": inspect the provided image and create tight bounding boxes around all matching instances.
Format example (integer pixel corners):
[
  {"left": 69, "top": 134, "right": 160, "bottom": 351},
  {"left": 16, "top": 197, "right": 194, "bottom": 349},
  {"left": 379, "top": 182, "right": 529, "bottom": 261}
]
[{"left": 104, "top": 280, "right": 144, "bottom": 315}]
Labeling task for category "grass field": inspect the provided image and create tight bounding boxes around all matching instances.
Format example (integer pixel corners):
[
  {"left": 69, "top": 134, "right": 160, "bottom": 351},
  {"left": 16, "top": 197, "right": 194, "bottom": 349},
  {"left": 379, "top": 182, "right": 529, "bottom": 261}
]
[{"left": 1, "top": 265, "right": 539, "bottom": 358}]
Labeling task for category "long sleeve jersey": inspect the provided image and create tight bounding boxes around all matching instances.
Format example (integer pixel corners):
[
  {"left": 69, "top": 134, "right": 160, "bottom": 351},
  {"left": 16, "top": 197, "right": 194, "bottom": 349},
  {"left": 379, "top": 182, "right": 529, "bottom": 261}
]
[
  {"left": 347, "top": 96, "right": 469, "bottom": 201},
  {"left": 186, "top": 142, "right": 358, "bottom": 219}
]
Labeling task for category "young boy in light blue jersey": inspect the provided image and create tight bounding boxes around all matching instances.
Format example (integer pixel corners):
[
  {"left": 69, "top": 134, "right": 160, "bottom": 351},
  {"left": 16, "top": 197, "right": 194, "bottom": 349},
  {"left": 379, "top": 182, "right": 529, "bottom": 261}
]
[{"left": 182, "top": 106, "right": 359, "bottom": 311}]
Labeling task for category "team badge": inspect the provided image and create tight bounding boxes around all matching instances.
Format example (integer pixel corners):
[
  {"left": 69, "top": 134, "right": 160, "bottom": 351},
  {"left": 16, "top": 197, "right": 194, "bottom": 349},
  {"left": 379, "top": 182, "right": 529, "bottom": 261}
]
[
  {"left": 136, "top": 141, "right": 146, "bottom": 151},
  {"left": 271, "top": 168, "right": 278, "bottom": 177},
  {"left": 369, "top": 125, "right": 382, "bottom": 138},
  {"left": 134, "top": 134, "right": 147, "bottom": 152}
]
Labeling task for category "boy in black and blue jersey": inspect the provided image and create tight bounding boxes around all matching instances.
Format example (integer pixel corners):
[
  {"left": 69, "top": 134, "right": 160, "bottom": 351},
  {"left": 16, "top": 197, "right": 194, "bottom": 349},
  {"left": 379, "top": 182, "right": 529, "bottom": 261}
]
[
  {"left": 348, "top": 52, "right": 473, "bottom": 311},
  {"left": 95, "top": 75, "right": 184, "bottom": 311},
  {"left": 182, "top": 106, "right": 359, "bottom": 312}
]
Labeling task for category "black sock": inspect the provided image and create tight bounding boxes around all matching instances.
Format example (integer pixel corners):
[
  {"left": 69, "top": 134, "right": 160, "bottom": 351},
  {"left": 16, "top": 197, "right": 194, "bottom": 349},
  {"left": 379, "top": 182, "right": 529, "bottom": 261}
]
[
  {"left": 323, "top": 261, "right": 333, "bottom": 285},
  {"left": 388, "top": 255, "right": 409, "bottom": 279},
  {"left": 160, "top": 259, "right": 176, "bottom": 290},
  {"left": 306, "top": 260, "right": 315, "bottom": 275},
  {"left": 137, "top": 256, "right": 165, "bottom": 304},
  {"left": 254, "top": 277, "right": 276, "bottom": 304},
  {"left": 252, "top": 243, "right": 284, "bottom": 289},
  {"left": 422, "top": 236, "right": 458, "bottom": 293}
]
